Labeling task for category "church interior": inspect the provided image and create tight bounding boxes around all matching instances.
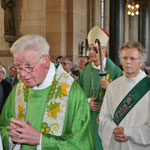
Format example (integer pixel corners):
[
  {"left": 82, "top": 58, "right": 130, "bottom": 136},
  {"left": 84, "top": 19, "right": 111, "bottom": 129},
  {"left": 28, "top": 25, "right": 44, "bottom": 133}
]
[
  {"left": 0, "top": 1, "right": 150, "bottom": 149},
  {"left": 0, "top": 0, "right": 150, "bottom": 68}
]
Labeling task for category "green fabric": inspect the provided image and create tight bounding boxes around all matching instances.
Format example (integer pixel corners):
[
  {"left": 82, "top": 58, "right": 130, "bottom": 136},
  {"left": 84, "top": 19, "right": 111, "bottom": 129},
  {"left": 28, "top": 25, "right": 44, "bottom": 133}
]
[
  {"left": 0, "top": 81, "right": 95, "bottom": 150},
  {"left": 55, "top": 63, "right": 60, "bottom": 69},
  {"left": 113, "top": 76, "right": 150, "bottom": 125},
  {"left": 78, "top": 57, "right": 123, "bottom": 150}
]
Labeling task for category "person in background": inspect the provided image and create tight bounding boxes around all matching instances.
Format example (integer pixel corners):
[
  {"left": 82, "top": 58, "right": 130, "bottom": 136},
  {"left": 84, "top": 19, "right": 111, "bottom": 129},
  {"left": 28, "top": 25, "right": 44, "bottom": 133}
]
[
  {"left": 0, "top": 65, "right": 11, "bottom": 114},
  {"left": 140, "top": 61, "right": 148, "bottom": 75},
  {"left": 0, "top": 34, "right": 95, "bottom": 150},
  {"left": 61, "top": 57, "right": 78, "bottom": 80},
  {"left": 78, "top": 25, "right": 123, "bottom": 150},
  {"left": 72, "top": 56, "right": 89, "bottom": 77},
  {"left": 55, "top": 56, "right": 63, "bottom": 68},
  {"left": 99, "top": 41, "right": 150, "bottom": 150},
  {"left": 79, "top": 56, "right": 88, "bottom": 70},
  {"left": 5, "top": 63, "right": 18, "bottom": 87},
  {"left": 56, "top": 56, "right": 63, "bottom": 64}
]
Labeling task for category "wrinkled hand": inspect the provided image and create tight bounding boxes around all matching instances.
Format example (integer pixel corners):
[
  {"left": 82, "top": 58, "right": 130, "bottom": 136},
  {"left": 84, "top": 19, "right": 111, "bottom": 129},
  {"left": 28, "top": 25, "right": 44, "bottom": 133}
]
[
  {"left": 7, "top": 118, "right": 41, "bottom": 145},
  {"left": 89, "top": 97, "right": 101, "bottom": 111},
  {"left": 113, "top": 126, "right": 128, "bottom": 142},
  {"left": 100, "top": 79, "right": 109, "bottom": 89}
]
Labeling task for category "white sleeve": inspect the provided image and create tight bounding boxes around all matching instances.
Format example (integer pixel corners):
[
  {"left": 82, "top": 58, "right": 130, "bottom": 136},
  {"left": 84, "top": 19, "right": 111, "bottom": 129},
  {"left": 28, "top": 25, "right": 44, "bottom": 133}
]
[
  {"left": 98, "top": 87, "right": 116, "bottom": 150},
  {"left": 125, "top": 122, "right": 150, "bottom": 145},
  {"left": 0, "top": 135, "right": 3, "bottom": 150},
  {"left": 37, "top": 133, "right": 42, "bottom": 150},
  {"left": 8, "top": 137, "right": 18, "bottom": 150},
  {"left": 125, "top": 93, "right": 150, "bottom": 146}
]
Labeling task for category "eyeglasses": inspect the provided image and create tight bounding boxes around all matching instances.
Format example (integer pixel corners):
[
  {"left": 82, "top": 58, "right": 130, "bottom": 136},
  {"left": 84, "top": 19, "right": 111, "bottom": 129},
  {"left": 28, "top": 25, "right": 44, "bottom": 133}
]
[
  {"left": 61, "top": 62, "right": 70, "bottom": 65},
  {"left": 121, "top": 56, "right": 140, "bottom": 62},
  {"left": 61, "top": 62, "right": 71, "bottom": 66},
  {"left": 89, "top": 46, "right": 105, "bottom": 53},
  {"left": 14, "top": 55, "right": 43, "bottom": 73}
]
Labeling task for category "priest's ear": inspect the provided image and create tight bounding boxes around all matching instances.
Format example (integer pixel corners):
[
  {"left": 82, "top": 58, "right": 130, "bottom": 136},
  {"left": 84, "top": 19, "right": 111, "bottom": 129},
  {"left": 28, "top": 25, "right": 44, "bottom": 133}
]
[{"left": 42, "top": 54, "right": 50, "bottom": 69}]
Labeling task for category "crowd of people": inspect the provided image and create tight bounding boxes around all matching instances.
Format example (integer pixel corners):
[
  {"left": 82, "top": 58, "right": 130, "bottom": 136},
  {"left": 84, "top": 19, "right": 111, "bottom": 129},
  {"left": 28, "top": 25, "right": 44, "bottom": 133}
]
[{"left": 0, "top": 25, "right": 150, "bottom": 150}]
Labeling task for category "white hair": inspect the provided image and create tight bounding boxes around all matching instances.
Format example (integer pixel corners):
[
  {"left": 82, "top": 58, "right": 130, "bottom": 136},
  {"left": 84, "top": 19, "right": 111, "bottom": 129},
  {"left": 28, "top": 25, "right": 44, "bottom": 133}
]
[
  {"left": 0, "top": 65, "right": 6, "bottom": 79},
  {"left": 119, "top": 41, "right": 146, "bottom": 61},
  {"left": 10, "top": 34, "right": 50, "bottom": 56}
]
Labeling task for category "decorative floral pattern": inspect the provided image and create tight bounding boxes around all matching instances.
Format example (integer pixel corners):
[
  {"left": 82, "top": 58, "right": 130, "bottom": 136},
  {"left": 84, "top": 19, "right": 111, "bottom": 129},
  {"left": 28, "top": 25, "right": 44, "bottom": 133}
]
[
  {"left": 23, "top": 85, "right": 29, "bottom": 102},
  {"left": 17, "top": 105, "right": 24, "bottom": 119},
  {"left": 15, "top": 65, "right": 74, "bottom": 136},
  {"left": 47, "top": 102, "right": 61, "bottom": 119},
  {"left": 50, "top": 123, "right": 60, "bottom": 135},
  {"left": 41, "top": 122, "right": 50, "bottom": 134},
  {"left": 42, "top": 69, "right": 74, "bottom": 135},
  {"left": 60, "top": 82, "right": 70, "bottom": 96}
]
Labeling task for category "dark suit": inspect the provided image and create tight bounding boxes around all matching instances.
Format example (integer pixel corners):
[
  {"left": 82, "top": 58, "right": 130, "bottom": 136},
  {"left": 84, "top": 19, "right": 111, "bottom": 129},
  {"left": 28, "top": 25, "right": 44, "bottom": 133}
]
[
  {"left": 5, "top": 75, "right": 18, "bottom": 87},
  {"left": 0, "top": 80, "right": 11, "bottom": 114}
]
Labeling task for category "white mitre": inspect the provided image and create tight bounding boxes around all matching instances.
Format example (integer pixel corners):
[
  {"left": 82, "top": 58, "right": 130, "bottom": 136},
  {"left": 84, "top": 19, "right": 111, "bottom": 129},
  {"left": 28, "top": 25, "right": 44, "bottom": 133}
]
[{"left": 88, "top": 25, "right": 109, "bottom": 47}]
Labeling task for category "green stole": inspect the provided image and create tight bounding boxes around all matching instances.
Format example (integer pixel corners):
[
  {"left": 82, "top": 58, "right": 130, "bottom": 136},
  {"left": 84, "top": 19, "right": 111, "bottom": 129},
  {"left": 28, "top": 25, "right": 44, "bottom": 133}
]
[{"left": 113, "top": 76, "right": 150, "bottom": 125}]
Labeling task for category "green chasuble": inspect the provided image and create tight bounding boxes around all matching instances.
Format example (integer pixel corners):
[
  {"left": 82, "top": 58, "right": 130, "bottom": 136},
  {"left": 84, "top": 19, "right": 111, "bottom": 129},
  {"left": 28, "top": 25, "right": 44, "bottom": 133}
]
[
  {"left": 78, "top": 57, "right": 123, "bottom": 150},
  {"left": 0, "top": 78, "right": 95, "bottom": 149}
]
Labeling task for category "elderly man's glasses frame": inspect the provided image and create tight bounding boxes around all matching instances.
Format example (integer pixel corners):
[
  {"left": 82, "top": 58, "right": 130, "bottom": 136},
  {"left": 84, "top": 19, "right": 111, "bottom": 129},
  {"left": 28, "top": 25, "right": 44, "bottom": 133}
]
[{"left": 14, "top": 55, "right": 43, "bottom": 73}]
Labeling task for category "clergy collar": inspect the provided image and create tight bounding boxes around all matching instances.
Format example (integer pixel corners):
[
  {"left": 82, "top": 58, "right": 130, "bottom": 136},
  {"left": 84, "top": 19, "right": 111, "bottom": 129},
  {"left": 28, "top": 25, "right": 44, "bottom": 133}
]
[
  {"left": 124, "top": 69, "right": 146, "bottom": 82},
  {"left": 92, "top": 57, "right": 106, "bottom": 70},
  {"left": 32, "top": 62, "right": 55, "bottom": 90}
]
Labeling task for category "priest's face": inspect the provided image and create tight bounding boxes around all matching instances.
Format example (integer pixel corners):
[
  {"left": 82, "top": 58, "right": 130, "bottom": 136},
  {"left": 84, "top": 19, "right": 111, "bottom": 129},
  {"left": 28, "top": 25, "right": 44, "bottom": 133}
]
[
  {"left": 121, "top": 47, "right": 143, "bottom": 78},
  {"left": 89, "top": 44, "right": 105, "bottom": 64},
  {"left": 14, "top": 48, "right": 50, "bottom": 87}
]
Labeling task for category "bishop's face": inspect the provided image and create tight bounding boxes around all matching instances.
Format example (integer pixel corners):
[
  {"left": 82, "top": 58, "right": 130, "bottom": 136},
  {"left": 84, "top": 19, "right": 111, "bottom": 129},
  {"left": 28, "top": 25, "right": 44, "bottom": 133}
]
[
  {"left": 89, "top": 44, "right": 99, "bottom": 63},
  {"left": 88, "top": 44, "right": 105, "bottom": 65}
]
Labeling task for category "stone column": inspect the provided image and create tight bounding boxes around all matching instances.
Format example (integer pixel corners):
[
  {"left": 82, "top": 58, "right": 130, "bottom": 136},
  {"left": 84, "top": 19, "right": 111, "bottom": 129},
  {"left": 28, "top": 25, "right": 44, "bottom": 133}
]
[
  {"left": 45, "top": 0, "right": 88, "bottom": 63},
  {"left": 46, "top": 0, "right": 65, "bottom": 61},
  {"left": 104, "top": 0, "right": 109, "bottom": 32},
  {"left": 87, "top": 0, "right": 93, "bottom": 31},
  {"left": 109, "top": 0, "right": 126, "bottom": 65},
  {"left": 138, "top": 9, "right": 150, "bottom": 65},
  {"left": 87, "top": 0, "right": 100, "bottom": 31}
]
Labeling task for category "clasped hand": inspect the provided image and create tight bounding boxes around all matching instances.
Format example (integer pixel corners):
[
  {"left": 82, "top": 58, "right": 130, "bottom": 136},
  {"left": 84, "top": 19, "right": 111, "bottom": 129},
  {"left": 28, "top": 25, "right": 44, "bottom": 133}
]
[
  {"left": 7, "top": 118, "right": 41, "bottom": 145},
  {"left": 89, "top": 97, "right": 101, "bottom": 111},
  {"left": 113, "top": 126, "right": 128, "bottom": 142}
]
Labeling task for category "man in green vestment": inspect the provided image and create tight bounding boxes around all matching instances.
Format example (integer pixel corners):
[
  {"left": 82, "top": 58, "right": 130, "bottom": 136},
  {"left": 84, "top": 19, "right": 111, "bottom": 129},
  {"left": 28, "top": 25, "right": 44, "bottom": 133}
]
[
  {"left": 0, "top": 35, "right": 95, "bottom": 150},
  {"left": 78, "top": 25, "right": 123, "bottom": 150}
]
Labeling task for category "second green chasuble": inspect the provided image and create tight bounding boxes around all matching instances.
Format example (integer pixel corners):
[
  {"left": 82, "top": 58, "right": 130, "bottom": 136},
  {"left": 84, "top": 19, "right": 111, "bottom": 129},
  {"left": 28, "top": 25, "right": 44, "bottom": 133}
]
[{"left": 78, "top": 57, "right": 123, "bottom": 150}]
